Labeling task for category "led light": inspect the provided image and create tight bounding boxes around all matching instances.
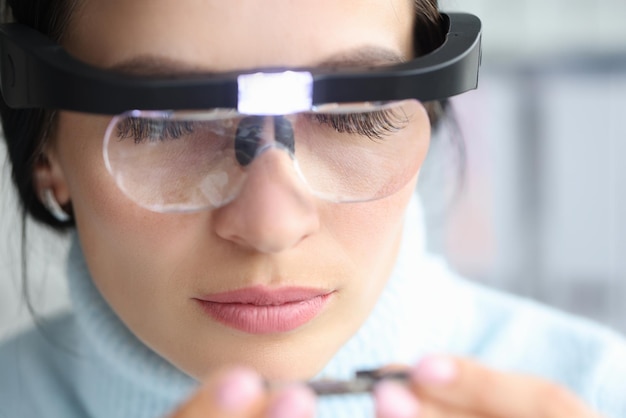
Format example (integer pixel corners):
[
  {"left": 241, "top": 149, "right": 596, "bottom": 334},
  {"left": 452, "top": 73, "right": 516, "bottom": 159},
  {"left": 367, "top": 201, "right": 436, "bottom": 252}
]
[{"left": 237, "top": 71, "right": 313, "bottom": 115}]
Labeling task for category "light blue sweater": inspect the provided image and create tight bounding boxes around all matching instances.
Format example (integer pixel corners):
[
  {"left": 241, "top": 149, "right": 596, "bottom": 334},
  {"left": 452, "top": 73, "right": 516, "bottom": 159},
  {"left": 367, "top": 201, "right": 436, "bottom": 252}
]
[{"left": 1, "top": 197, "right": 626, "bottom": 417}]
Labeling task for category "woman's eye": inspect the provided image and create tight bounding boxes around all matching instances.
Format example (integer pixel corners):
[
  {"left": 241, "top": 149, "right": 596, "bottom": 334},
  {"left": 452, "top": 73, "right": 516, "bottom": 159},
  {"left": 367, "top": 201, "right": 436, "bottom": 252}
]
[
  {"left": 313, "top": 109, "right": 409, "bottom": 140},
  {"left": 117, "top": 118, "right": 195, "bottom": 144}
]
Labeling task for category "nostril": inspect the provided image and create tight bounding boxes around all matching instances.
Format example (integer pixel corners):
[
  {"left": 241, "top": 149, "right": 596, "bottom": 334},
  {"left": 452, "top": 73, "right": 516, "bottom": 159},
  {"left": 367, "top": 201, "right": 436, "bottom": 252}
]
[{"left": 235, "top": 116, "right": 264, "bottom": 166}]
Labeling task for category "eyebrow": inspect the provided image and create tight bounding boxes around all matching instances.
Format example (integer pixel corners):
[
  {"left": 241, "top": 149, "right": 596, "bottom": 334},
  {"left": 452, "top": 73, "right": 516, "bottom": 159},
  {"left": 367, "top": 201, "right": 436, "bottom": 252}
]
[
  {"left": 317, "top": 46, "right": 406, "bottom": 69},
  {"left": 108, "top": 46, "right": 406, "bottom": 77}
]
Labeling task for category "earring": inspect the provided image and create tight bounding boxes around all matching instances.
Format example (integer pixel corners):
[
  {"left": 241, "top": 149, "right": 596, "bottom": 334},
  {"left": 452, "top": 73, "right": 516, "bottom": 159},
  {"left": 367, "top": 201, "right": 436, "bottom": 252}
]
[{"left": 41, "top": 188, "right": 71, "bottom": 222}]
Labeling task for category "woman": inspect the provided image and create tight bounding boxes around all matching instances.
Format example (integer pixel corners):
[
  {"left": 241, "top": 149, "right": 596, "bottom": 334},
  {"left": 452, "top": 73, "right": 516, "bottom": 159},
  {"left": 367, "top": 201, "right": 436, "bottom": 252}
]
[{"left": 0, "top": 0, "right": 624, "bottom": 417}]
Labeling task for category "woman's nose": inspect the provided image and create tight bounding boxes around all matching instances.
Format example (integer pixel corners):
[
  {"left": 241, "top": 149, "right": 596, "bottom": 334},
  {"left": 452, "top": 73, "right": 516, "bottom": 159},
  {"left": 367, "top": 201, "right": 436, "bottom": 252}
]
[
  {"left": 234, "top": 116, "right": 295, "bottom": 166},
  {"left": 212, "top": 147, "right": 319, "bottom": 253}
]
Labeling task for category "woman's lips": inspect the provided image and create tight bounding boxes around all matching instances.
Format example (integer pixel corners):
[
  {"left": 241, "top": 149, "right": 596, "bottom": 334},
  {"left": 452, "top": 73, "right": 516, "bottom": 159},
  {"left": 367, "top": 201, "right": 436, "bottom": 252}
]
[{"left": 195, "top": 286, "right": 334, "bottom": 334}]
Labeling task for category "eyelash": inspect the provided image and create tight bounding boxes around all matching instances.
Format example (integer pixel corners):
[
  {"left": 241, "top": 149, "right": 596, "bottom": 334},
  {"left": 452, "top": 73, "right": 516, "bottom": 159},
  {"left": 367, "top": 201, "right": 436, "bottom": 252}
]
[
  {"left": 117, "top": 118, "right": 195, "bottom": 144},
  {"left": 116, "top": 108, "right": 407, "bottom": 144},
  {"left": 313, "top": 108, "right": 408, "bottom": 140}
]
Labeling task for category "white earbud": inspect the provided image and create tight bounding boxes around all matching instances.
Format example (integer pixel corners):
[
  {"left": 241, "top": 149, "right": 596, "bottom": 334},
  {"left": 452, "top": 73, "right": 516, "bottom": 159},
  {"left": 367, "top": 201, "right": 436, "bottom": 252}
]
[{"left": 41, "top": 188, "right": 70, "bottom": 222}]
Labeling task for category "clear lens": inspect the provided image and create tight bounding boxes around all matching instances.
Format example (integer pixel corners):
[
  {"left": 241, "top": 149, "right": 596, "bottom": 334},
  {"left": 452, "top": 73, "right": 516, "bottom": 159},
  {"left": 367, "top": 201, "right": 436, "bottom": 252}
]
[{"left": 103, "top": 100, "right": 429, "bottom": 212}]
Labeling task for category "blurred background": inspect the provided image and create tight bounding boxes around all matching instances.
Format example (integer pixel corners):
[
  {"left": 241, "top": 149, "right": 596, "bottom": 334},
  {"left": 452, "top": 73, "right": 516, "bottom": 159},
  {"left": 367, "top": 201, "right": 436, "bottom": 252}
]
[
  {"left": 423, "top": 0, "right": 626, "bottom": 332},
  {"left": 1, "top": 0, "right": 626, "bottom": 340}
]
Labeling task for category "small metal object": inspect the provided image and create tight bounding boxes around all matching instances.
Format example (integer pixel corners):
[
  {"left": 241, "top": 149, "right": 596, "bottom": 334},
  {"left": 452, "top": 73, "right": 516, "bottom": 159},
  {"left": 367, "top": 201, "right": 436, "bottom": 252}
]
[{"left": 307, "top": 368, "right": 411, "bottom": 396}]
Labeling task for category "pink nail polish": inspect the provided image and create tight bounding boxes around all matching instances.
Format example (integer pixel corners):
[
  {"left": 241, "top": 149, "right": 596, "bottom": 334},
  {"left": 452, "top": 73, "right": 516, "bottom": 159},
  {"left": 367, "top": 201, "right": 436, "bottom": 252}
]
[
  {"left": 215, "top": 368, "right": 263, "bottom": 411},
  {"left": 374, "top": 380, "right": 420, "bottom": 418},
  {"left": 413, "top": 356, "right": 457, "bottom": 385}
]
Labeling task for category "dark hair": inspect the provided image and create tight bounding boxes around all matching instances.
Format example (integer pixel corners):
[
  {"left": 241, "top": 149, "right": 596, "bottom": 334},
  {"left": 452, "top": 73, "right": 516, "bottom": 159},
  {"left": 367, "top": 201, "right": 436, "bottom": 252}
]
[
  {"left": 0, "top": 0, "right": 447, "bottom": 230},
  {"left": 1, "top": 0, "right": 78, "bottom": 230}
]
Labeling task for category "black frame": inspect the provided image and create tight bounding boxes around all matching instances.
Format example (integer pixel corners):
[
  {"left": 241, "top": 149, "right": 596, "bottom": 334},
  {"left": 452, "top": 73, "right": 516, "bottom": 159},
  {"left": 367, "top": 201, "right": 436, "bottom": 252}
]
[{"left": 0, "top": 13, "right": 481, "bottom": 115}]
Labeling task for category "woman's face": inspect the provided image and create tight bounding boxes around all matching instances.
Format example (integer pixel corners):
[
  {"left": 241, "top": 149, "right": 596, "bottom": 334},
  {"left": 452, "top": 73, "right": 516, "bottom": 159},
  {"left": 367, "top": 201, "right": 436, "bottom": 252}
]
[{"left": 48, "top": 0, "right": 430, "bottom": 381}]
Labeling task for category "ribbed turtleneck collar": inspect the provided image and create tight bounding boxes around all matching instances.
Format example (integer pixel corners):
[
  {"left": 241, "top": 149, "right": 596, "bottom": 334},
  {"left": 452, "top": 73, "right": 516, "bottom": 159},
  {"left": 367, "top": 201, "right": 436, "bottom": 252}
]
[
  {"left": 67, "top": 194, "right": 466, "bottom": 418},
  {"left": 67, "top": 241, "right": 197, "bottom": 418}
]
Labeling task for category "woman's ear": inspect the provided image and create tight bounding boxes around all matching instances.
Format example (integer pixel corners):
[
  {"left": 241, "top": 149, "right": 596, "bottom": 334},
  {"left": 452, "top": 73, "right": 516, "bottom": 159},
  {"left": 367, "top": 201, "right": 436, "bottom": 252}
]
[{"left": 33, "top": 149, "right": 71, "bottom": 209}]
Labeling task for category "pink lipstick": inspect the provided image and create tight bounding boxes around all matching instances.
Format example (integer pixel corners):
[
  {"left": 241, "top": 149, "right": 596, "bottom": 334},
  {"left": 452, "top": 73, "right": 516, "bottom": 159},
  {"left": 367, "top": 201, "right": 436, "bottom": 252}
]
[{"left": 195, "top": 286, "right": 333, "bottom": 334}]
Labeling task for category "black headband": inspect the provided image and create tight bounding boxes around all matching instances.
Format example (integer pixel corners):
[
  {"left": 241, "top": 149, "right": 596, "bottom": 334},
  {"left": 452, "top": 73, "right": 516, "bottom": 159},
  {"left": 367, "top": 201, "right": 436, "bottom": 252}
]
[{"left": 0, "top": 12, "right": 481, "bottom": 115}]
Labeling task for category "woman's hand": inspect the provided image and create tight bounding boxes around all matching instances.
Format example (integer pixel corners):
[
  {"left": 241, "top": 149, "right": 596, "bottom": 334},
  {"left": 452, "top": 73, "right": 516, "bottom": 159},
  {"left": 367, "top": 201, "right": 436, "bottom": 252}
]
[
  {"left": 374, "top": 356, "right": 602, "bottom": 418},
  {"left": 169, "top": 367, "right": 316, "bottom": 418}
]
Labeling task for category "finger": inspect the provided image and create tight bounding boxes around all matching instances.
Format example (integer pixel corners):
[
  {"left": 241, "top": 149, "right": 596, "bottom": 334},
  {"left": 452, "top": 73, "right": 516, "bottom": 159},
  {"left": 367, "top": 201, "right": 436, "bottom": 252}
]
[
  {"left": 169, "top": 367, "right": 265, "bottom": 418},
  {"left": 374, "top": 380, "right": 421, "bottom": 418},
  {"left": 265, "top": 385, "right": 317, "bottom": 418},
  {"left": 374, "top": 380, "right": 481, "bottom": 418},
  {"left": 410, "top": 355, "right": 600, "bottom": 418}
]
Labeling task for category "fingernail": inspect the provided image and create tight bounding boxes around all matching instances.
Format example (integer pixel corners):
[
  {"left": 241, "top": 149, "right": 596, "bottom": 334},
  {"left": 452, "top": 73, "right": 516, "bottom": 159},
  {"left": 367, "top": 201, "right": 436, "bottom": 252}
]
[
  {"left": 215, "top": 367, "right": 263, "bottom": 412},
  {"left": 268, "top": 385, "right": 316, "bottom": 418},
  {"left": 374, "top": 380, "right": 420, "bottom": 418},
  {"left": 413, "top": 355, "right": 457, "bottom": 385}
]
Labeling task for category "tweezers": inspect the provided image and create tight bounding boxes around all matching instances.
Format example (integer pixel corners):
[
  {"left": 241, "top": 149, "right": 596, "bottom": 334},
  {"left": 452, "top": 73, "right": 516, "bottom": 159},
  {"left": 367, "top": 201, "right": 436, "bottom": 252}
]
[{"left": 306, "top": 369, "right": 412, "bottom": 396}]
